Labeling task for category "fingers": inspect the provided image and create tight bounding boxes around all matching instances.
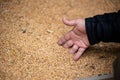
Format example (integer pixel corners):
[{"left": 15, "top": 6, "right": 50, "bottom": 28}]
[
  {"left": 57, "top": 36, "right": 66, "bottom": 45},
  {"left": 58, "top": 37, "right": 86, "bottom": 61},
  {"left": 57, "top": 34, "right": 70, "bottom": 45},
  {"left": 74, "top": 40, "right": 87, "bottom": 48},
  {"left": 63, "top": 40, "right": 73, "bottom": 48},
  {"left": 69, "top": 45, "right": 79, "bottom": 54},
  {"left": 73, "top": 48, "right": 85, "bottom": 61},
  {"left": 62, "top": 17, "right": 76, "bottom": 26}
]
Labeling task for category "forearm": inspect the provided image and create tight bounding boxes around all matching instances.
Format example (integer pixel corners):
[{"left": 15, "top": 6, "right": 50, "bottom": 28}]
[{"left": 85, "top": 10, "right": 120, "bottom": 45}]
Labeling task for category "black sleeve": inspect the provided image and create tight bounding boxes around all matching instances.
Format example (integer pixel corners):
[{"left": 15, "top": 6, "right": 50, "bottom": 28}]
[{"left": 85, "top": 10, "right": 120, "bottom": 45}]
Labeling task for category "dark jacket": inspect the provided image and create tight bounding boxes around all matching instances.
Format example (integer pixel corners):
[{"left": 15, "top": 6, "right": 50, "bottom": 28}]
[{"left": 85, "top": 10, "right": 120, "bottom": 45}]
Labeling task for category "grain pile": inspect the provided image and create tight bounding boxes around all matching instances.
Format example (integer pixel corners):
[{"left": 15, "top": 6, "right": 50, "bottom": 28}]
[{"left": 0, "top": 0, "right": 120, "bottom": 80}]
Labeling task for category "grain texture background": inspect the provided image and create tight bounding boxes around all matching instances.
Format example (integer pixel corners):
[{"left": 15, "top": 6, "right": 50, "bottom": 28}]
[{"left": 0, "top": 0, "right": 120, "bottom": 80}]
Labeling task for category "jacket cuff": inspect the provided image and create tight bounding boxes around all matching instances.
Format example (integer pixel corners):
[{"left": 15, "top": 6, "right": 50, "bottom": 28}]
[{"left": 85, "top": 18, "right": 100, "bottom": 45}]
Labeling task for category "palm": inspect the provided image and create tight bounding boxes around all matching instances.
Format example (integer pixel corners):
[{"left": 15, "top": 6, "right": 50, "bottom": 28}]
[
  {"left": 68, "top": 31, "right": 87, "bottom": 48},
  {"left": 58, "top": 18, "right": 90, "bottom": 61}
]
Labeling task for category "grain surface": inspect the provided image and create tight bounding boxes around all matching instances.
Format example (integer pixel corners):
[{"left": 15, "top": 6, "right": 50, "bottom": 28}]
[{"left": 0, "top": 0, "right": 120, "bottom": 80}]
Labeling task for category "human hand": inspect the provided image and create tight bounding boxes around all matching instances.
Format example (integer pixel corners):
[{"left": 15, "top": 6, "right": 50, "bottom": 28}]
[{"left": 57, "top": 18, "right": 90, "bottom": 61}]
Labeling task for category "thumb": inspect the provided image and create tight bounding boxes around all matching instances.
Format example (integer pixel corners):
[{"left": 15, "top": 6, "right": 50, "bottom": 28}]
[{"left": 62, "top": 17, "right": 76, "bottom": 26}]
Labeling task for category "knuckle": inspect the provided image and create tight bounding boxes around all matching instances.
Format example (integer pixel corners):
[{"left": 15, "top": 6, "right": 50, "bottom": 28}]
[{"left": 73, "top": 45, "right": 78, "bottom": 50}]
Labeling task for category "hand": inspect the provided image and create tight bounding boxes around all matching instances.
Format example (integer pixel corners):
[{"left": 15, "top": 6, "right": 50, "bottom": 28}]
[{"left": 57, "top": 18, "right": 90, "bottom": 61}]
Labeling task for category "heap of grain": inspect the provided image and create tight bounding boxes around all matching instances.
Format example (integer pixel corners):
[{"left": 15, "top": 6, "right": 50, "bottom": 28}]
[{"left": 0, "top": 0, "right": 120, "bottom": 80}]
